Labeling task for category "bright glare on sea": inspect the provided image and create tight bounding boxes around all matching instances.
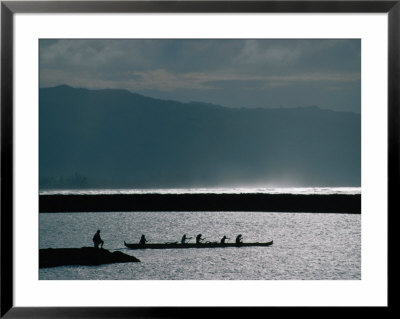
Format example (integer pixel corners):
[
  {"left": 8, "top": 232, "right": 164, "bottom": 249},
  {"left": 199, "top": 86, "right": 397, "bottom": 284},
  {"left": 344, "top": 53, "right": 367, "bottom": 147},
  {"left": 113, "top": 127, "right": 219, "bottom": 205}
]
[
  {"left": 39, "top": 210, "right": 361, "bottom": 280},
  {"left": 39, "top": 186, "right": 361, "bottom": 195}
]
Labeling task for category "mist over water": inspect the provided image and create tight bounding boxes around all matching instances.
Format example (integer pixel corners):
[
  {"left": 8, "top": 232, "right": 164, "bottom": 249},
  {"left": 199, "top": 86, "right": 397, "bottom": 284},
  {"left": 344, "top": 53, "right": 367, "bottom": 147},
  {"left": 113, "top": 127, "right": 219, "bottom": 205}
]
[{"left": 39, "top": 186, "right": 361, "bottom": 195}]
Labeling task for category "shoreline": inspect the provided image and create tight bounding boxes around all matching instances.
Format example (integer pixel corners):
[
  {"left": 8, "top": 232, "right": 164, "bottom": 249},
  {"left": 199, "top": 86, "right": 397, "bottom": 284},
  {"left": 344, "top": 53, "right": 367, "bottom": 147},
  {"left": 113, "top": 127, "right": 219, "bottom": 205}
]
[{"left": 39, "top": 193, "right": 361, "bottom": 214}]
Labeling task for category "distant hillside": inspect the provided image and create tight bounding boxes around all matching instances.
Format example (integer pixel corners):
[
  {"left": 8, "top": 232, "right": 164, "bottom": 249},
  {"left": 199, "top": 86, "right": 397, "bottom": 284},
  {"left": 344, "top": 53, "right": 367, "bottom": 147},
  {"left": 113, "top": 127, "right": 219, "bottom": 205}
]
[{"left": 39, "top": 85, "right": 360, "bottom": 189}]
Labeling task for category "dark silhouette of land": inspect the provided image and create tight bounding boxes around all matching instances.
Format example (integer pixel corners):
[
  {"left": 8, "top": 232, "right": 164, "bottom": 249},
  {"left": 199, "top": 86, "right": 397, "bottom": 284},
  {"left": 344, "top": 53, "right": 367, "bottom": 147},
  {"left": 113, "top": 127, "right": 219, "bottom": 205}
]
[
  {"left": 40, "top": 85, "right": 360, "bottom": 189},
  {"left": 39, "top": 193, "right": 361, "bottom": 214},
  {"left": 39, "top": 247, "right": 140, "bottom": 268}
]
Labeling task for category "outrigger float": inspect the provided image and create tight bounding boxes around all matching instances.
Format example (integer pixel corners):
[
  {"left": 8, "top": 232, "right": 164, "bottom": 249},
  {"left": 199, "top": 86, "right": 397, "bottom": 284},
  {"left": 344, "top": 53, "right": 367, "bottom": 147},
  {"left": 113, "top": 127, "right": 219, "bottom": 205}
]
[{"left": 124, "top": 240, "right": 273, "bottom": 250}]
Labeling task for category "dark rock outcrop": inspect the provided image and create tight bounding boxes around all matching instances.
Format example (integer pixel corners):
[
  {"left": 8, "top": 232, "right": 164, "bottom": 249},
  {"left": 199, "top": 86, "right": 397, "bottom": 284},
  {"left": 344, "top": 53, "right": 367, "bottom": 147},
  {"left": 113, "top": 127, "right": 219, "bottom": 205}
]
[{"left": 39, "top": 247, "right": 140, "bottom": 268}]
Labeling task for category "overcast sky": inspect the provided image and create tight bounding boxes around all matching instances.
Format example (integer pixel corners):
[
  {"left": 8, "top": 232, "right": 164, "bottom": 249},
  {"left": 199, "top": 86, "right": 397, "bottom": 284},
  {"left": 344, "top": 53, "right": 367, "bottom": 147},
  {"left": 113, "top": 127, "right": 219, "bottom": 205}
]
[{"left": 40, "top": 39, "right": 361, "bottom": 113}]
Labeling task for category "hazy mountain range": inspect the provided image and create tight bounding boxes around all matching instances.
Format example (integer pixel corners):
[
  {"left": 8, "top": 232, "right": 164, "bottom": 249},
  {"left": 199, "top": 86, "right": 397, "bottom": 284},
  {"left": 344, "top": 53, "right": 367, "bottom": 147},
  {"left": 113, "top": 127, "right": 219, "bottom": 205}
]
[{"left": 39, "top": 85, "right": 360, "bottom": 189}]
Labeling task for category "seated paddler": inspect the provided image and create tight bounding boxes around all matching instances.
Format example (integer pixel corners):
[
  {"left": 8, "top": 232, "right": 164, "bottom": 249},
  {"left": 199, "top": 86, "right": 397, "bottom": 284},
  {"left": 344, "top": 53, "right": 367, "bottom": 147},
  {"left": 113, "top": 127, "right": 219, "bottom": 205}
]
[
  {"left": 139, "top": 234, "right": 148, "bottom": 245},
  {"left": 181, "top": 234, "right": 192, "bottom": 244},
  {"left": 220, "top": 235, "right": 230, "bottom": 244},
  {"left": 235, "top": 234, "right": 243, "bottom": 245},
  {"left": 196, "top": 233, "right": 205, "bottom": 244}
]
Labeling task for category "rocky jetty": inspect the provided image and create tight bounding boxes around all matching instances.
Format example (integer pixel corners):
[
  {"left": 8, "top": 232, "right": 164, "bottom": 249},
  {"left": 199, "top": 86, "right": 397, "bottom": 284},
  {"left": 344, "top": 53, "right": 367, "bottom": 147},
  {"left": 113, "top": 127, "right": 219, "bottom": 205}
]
[
  {"left": 39, "top": 247, "right": 140, "bottom": 268},
  {"left": 40, "top": 193, "right": 361, "bottom": 214}
]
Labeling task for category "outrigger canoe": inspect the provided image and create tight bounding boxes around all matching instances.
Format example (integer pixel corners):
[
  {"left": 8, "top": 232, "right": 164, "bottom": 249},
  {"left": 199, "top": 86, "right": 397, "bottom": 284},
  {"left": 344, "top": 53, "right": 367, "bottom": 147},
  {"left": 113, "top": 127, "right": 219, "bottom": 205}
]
[{"left": 124, "top": 240, "right": 273, "bottom": 249}]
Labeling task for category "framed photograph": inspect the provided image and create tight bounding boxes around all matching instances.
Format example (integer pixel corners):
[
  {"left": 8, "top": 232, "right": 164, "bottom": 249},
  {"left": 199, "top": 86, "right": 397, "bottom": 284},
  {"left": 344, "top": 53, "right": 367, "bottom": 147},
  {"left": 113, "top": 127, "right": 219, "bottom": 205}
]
[{"left": 1, "top": 0, "right": 396, "bottom": 317}]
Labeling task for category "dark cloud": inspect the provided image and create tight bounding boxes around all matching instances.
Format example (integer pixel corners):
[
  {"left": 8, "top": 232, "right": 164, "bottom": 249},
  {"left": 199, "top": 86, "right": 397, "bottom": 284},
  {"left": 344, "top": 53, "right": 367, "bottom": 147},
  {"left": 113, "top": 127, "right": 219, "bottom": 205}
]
[{"left": 39, "top": 39, "right": 361, "bottom": 112}]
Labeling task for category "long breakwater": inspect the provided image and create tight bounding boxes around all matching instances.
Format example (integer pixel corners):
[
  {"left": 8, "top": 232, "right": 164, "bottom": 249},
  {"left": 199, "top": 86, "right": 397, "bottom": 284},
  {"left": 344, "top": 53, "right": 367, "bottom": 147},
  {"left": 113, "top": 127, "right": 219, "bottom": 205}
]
[{"left": 39, "top": 193, "right": 361, "bottom": 214}]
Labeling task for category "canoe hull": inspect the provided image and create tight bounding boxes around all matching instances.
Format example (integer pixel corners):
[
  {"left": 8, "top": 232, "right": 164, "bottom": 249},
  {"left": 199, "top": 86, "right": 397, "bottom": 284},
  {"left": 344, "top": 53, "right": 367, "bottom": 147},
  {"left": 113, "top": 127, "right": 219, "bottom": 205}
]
[{"left": 124, "top": 240, "right": 273, "bottom": 249}]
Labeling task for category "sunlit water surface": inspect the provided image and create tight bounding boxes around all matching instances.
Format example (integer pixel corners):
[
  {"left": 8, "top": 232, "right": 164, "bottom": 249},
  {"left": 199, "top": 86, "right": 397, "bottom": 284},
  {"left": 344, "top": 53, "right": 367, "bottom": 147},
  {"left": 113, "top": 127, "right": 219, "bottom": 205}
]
[
  {"left": 39, "top": 211, "right": 360, "bottom": 280},
  {"left": 40, "top": 187, "right": 360, "bottom": 195}
]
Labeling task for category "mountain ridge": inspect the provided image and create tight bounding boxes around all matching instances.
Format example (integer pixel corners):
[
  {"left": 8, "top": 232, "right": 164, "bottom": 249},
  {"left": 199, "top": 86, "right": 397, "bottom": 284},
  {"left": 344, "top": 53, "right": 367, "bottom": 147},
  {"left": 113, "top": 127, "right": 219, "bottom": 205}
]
[
  {"left": 39, "top": 85, "right": 361, "bottom": 189},
  {"left": 41, "top": 85, "right": 359, "bottom": 114}
]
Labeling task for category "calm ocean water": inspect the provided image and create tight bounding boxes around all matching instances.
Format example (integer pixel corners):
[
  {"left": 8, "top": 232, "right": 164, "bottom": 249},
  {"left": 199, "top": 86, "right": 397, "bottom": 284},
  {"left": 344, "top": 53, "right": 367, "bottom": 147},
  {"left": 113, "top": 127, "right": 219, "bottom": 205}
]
[{"left": 39, "top": 210, "right": 361, "bottom": 280}]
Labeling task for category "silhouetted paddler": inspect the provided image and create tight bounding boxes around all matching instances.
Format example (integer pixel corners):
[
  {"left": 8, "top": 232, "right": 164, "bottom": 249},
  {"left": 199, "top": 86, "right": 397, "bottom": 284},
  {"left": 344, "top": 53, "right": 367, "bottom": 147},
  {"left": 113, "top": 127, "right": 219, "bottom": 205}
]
[
  {"left": 181, "top": 234, "right": 192, "bottom": 244},
  {"left": 235, "top": 234, "right": 243, "bottom": 244},
  {"left": 139, "top": 234, "right": 148, "bottom": 245},
  {"left": 221, "top": 236, "right": 230, "bottom": 244},
  {"left": 196, "top": 234, "right": 205, "bottom": 244}
]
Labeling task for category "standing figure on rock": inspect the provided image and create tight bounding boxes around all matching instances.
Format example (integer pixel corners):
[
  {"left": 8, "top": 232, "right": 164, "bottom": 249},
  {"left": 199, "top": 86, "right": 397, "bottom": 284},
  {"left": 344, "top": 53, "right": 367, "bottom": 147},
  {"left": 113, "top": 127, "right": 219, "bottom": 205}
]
[{"left": 93, "top": 230, "right": 104, "bottom": 249}]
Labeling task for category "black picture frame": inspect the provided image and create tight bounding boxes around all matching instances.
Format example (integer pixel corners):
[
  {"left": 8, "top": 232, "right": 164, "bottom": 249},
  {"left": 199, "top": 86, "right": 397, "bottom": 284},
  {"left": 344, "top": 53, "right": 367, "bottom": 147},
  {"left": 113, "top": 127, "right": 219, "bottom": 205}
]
[{"left": 1, "top": 1, "right": 396, "bottom": 317}]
